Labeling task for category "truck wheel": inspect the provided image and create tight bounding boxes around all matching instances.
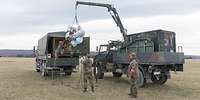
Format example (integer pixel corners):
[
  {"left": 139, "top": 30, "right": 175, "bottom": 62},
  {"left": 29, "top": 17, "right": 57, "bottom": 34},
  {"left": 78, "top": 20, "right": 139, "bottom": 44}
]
[
  {"left": 151, "top": 73, "right": 167, "bottom": 85},
  {"left": 64, "top": 66, "right": 72, "bottom": 76},
  {"left": 113, "top": 72, "right": 122, "bottom": 77},
  {"left": 94, "top": 65, "right": 104, "bottom": 79},
  {"left": 35, "top": 60, "right": 40, "bottom": 72},
  {"left": 41, "top": 62, "right": 47, "bottom": 77},
  {"left": 36, "top": 69, "right": 40, "bottom": 72},
  {"left": 137, "top": 69, "right": 146, "bottom": 88}
]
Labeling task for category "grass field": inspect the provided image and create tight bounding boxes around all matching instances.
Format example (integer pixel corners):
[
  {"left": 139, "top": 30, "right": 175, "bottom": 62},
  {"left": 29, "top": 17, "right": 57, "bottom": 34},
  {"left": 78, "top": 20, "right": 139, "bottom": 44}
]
[{"left": 0, "top": 57, "right": 200, "bottom": 100}]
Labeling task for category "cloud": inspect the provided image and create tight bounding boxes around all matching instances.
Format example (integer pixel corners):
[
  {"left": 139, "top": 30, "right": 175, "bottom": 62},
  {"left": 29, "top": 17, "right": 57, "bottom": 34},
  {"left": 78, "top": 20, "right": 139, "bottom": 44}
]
[
  {"left": 116, "top": 0, "right": 200, "bottom": 17},
  {"left": 1, "top": 0, "right": 200, "bottom": 34},
  {"left": 80, "top": 12, "right": 200, "bottom": 55},
  {"left": 0, "top": 0, "right": 200, "bottom": 55},
  {"left": 1, "top": 0, "right": 200, "bottom": 31},
  {"left": 0, "top": 34, "right": 41, "bottom": 49}
]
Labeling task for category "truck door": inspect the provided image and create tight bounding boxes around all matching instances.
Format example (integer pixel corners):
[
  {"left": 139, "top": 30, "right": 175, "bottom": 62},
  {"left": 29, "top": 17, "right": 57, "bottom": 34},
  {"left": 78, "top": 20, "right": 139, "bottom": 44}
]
[{"left": 95, "top": 45, "right": 109, "bottom": 67}]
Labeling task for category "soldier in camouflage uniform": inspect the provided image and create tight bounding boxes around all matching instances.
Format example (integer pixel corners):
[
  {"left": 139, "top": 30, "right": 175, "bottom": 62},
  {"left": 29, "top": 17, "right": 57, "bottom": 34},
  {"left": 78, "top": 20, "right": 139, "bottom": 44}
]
[
  {"left": 81, "top": 56, "right": 94, "bottom": 92},
  {"left": 55, "top": 40, "right": 72, "bottom": 58},
  {"left": 55, "top": 41, "right": 64, "bottom": 58},
  {"left": 62, "top": 39, "right": 72, "bottom": 55},
  {"left": 128, "top": 53, "right": 139, "bottom": 98}
]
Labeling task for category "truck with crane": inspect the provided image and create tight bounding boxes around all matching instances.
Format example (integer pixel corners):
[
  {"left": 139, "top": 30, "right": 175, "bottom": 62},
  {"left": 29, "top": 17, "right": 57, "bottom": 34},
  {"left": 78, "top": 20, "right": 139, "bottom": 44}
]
[{"left": 76, "top": 1, "right": 184, "bottom": 87}]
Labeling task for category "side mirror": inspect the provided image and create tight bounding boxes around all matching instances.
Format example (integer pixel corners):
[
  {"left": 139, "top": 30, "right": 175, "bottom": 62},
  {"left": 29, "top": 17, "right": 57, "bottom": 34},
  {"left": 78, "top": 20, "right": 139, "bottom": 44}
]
[
  {"left": 177, "top": 46, "right": 183, "bottom": 52},
  {"left": 33, "top": 46, "right": 36, "bottom": 53},
  {"left": 96, "top": 46, "right": 99, "bottom": 52}
]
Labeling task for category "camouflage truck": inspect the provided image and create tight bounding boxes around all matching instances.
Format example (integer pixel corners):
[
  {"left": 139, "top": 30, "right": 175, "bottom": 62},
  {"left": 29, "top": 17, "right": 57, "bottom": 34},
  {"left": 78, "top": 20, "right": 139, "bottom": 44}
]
[
  {"left": 94, "top": 30, "right": 184, "bottom": 87},
  {"left": 35, "top": 31, "right": 89, "bottom": 76},
  {"left": 75, "top": 1, "right": 184, "bottom": 87}
]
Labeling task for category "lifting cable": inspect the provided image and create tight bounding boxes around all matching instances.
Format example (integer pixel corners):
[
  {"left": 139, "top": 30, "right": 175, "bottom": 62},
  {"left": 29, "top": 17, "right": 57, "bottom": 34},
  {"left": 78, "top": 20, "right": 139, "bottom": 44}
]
[
  {"left": 72, "top": 1, "right": 79, "bottom": 26},
  {"left": 74, "top": 1, "right": 84, "bottom": 89}
]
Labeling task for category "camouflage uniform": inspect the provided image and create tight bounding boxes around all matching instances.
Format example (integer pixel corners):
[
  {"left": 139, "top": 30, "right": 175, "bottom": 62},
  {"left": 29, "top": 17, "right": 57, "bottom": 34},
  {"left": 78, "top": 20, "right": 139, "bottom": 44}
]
[
  {"left": 81, "top": 56, "right": 94, "bottom": 92},
  {"left": 55, "top": 43, "right": 64, "bottom": 58},
  {"left": 55, "top": 40, "right": 72, "bottom": 58},
  {"left": 128, "top": 59, "right": 139, "bottom": 97},
  {"left": 62, "top": 40, "right": 72, "bottom": 55}
]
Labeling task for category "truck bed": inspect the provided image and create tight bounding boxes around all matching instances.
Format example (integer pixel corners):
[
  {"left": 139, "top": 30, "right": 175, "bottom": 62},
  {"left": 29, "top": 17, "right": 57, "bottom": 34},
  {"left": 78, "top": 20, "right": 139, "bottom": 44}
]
[{"left": 112, "top": 52, "right": 184, "bottom": 65}]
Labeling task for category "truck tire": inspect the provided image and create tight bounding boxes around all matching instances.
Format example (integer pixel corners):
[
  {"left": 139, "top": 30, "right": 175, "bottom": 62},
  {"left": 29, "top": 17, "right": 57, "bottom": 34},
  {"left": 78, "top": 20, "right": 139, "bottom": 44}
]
[
  {"left": 41, "top": 61, "right": 47, "bottom": 77},
  {"left": 64, "top": 66, "right": 72, "bottom": 76},
  {"left": 137, "top": 69, "right": 146, "bottom": 88},
  {"left": 151, "top": 72, "right": 168, "bottom": 85},
  {"left": 36, "top": 69, "right": 40, "bottom": 72},
  {"left": 94, "top": 65, "right": 104, "bottom": 79},
  {"left": 35, "top": 60, "right": 40, "bottom": 72},
  {"left": 113, "top": 72, "right": 122, "bottom": 77}
]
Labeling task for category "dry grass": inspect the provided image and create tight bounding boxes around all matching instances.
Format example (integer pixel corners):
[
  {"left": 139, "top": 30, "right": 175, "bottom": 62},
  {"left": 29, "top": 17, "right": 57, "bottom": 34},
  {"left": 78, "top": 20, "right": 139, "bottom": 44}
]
[{"left": 0, "top": 57, "right": 200, "bottom": 100}]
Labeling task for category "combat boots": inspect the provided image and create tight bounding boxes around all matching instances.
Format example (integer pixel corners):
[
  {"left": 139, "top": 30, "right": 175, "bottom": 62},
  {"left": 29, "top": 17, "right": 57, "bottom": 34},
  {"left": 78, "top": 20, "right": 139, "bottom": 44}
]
[
  {"left": 83, "top": 88, "right": 87, "bottom": 92},
  {"left": 91, "top": 86, "right": 94, "bottom": 93},
  {"left": 128, "top": 88, "right": 137, "bottom": 98}
]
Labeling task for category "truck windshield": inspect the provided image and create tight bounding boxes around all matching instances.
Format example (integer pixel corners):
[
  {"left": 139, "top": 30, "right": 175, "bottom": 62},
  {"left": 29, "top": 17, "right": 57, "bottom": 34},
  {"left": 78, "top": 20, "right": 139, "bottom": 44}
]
[
  {"left": 99, "top": 46, "right": 108, "bottom": 53},
  {"left": 110, "top": 46, "right": 118, "bottom": 51}
]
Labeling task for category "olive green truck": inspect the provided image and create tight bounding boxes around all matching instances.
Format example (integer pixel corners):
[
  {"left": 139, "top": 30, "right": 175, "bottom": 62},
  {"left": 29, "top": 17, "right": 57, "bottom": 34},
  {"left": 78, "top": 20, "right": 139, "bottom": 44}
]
[
  {"left": 75, "top": 1, "right": 185, "bottom": 87},
  {"left": 35, "top": 31, "right": 89, "bottom": 77}
]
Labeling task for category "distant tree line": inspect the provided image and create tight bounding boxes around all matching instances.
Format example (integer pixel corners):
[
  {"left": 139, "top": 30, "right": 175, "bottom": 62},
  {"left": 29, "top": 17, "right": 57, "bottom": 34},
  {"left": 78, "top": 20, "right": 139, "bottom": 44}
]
[{"left": 16, "top": 54, "right": 35, "bottom": 57}]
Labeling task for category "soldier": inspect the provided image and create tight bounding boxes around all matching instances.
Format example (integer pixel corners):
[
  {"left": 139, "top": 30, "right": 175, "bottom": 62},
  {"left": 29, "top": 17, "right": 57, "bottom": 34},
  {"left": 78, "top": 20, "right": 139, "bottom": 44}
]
[
  {"left": 81, "top": 55, "right": 94, "bottom": 93},
  {"left": 55, "top": 41, "right": 64, "bottom": 58},
  {"left": 62, "top": 39, "right": 72, "bottom": 55},
  {"left": 128, "top": 52, "right": 139, "bottom": 98}
]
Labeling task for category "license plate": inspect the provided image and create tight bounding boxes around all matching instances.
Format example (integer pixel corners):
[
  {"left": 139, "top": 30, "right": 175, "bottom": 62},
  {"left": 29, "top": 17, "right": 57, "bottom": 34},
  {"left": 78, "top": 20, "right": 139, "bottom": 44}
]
[
  {"left": 116, "top": 69, "right": 122, "bottom": 73},
  {"left": 154, "top": 72, "right": 161, "bottom": 75}
]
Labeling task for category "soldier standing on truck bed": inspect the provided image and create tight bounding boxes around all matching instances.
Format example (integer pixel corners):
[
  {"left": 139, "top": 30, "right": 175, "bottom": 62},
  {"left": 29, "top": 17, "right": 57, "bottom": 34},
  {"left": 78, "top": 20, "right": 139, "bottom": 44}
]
[
  {"left": 128, "top": 53, "right": 139, "bottom": 98},
  {"left": 55, "top": 41, "right": 64, "bottom": 58},
  {"left": 80, "top": 55, "right": 94, "bottom": 93},
  {"left": 55, "top": 39, "right": 72, "bottom": 59}
]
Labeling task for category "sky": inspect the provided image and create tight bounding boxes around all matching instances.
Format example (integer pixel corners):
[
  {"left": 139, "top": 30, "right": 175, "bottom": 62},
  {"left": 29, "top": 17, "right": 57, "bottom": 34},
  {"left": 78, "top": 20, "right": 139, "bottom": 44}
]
[{"left": 0, "top": 0, "right": 200, "bottom": 55}]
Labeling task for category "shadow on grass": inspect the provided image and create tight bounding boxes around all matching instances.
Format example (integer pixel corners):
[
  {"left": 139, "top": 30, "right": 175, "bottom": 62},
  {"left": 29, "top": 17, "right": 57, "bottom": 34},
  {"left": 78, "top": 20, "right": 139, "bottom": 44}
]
[
  {"left": 99, "top": 76, "right": 130, "bottom": 85},
  {"left": 21, "top": 70, "right": 193, "bottom": 98}
]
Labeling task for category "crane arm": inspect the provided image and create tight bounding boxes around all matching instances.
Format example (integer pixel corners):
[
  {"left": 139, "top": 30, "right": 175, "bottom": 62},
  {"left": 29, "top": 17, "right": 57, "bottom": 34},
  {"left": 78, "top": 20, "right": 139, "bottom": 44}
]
[{"left": 76, "top": 1, "right": 127, "bottom": 41}]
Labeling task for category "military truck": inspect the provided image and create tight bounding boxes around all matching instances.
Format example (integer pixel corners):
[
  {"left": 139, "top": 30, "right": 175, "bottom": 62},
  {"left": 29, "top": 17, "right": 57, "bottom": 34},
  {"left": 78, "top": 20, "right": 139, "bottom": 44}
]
[
  {"left": 76, "top": 1, "right": 184, "bottom": 87},
  {"left": 94, "top": 30, "right": 184, "bottom": 87},
  {"left": 35, "top": 31, "right": 89, "bottom": 77}
]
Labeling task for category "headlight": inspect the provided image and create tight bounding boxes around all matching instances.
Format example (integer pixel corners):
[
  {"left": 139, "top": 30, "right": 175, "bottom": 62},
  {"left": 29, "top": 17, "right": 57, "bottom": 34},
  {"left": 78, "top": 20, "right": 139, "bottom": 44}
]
[{"left": 47, "top": 54, "right": 51, "bottom": 58}]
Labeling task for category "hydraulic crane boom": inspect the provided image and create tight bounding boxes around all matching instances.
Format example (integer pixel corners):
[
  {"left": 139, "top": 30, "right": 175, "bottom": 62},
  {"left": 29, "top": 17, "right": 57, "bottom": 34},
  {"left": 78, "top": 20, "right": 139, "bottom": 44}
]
[{"left": 76, "top": 1, "right": 127, "bottom": 41}]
